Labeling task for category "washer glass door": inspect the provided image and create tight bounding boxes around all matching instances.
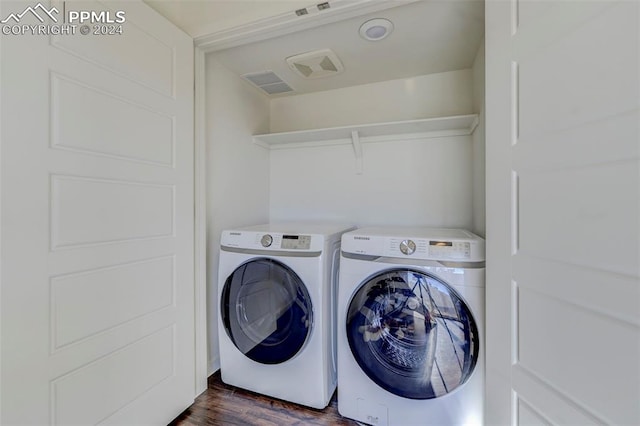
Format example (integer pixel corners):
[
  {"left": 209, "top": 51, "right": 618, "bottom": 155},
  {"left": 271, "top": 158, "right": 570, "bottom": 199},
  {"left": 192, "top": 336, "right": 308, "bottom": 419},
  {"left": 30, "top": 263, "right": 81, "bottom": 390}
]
[
  {"left": 346, "top": 269, "right": 478, "bottom": 399},
  {"left": 221, "top": 258, "right": 313, "bottom": 364}
]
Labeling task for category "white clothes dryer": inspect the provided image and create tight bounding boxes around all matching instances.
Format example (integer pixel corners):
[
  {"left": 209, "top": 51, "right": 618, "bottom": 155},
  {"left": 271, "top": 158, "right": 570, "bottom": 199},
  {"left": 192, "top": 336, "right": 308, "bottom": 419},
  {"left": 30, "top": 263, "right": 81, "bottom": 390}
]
[
  {"left": 337, "top": 227, "right": 485, "bottom": 426},
  {"left": 218, "top": 222, "right": 354, "bottom": 409}
]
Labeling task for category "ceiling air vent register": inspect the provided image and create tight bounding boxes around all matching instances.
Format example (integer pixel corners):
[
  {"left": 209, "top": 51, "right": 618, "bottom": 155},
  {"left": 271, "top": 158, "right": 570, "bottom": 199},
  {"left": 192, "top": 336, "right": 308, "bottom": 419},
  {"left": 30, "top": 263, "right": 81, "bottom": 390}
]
[
  {"left": 241, "top": 71, "right": 294, "bottom": 95},
  {"left": 286, "top": 49, "right": 344, "bottom": 79}
]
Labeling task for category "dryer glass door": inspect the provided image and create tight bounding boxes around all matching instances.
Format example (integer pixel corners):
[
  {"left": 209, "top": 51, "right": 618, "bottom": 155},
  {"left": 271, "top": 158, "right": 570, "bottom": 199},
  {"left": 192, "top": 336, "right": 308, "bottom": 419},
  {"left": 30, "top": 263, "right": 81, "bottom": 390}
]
[
  {"left": 346, "top": 269, "right": 478, "bottom": 399},
  {"left": 221, "top": 258, "right": 313, "bottom": 364}
]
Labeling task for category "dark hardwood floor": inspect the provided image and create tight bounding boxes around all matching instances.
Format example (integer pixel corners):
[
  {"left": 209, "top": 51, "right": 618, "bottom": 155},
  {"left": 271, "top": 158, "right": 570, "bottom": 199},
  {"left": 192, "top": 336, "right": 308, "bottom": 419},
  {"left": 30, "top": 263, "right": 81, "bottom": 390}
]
[{"left": 169, "top": 371, "right": 359, "bottom": 426}]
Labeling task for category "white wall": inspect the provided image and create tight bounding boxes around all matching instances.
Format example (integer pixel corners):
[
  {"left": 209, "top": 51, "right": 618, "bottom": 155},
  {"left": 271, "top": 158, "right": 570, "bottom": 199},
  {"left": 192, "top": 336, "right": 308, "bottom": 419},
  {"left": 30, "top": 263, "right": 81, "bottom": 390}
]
[
  {"left": 268, "top": 71, "right": 475, "bottom": 229},
  {"left": 269, "top": 136, "right": 473, "bottom": 228},
  {"left": 205, "top": 55, "right": 271, "bottom": 373},
  {"left": 270, "top": 70, "right": 473, "bottom": 132},
  {"left": 471, "top": 39, "right": 486, "bottom": 237}
]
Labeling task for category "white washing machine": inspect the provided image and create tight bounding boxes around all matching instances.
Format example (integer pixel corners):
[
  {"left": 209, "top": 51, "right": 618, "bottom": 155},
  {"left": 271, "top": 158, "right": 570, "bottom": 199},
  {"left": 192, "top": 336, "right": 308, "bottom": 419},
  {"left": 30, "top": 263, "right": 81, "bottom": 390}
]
[
  {"left": 218, "top": 222, "right": 354, "bottom": 409},
  {"left": 337, "top": 227, "right": 485, "bottom": 426}
]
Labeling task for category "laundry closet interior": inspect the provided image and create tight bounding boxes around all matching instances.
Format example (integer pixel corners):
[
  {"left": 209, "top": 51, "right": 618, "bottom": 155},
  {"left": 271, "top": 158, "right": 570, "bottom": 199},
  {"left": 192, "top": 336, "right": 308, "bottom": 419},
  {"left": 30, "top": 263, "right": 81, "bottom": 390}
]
[
  {"left": 204, "top": 2, "right": 485, "bottom": 371},
  {"left": 200, "top": 0, "right": 486, "bottom": 372}
]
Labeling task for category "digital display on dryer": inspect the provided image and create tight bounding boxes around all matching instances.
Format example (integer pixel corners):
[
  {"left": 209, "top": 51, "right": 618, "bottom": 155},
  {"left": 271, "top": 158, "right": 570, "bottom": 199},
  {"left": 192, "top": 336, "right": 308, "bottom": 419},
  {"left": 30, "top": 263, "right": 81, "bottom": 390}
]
[{"left": 281, "top": 235, "right": 311, "bottom": 250}]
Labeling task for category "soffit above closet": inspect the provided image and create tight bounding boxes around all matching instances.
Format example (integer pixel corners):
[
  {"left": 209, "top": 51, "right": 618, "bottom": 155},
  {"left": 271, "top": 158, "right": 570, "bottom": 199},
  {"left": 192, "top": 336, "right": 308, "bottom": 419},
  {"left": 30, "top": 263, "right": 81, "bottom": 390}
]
[
  {"left": 147, "top": 0, "right": 484, "bottom": 96},
  {"left": 145, "top": 1, "right": 313, "bottom": 38}
]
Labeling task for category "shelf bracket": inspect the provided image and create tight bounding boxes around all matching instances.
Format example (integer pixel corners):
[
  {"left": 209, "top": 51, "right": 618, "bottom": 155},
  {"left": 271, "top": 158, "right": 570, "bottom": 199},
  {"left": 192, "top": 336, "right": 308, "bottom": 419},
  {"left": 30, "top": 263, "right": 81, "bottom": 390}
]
[{"left": 351, "top": 130, "right": 363, "bottom": 174}]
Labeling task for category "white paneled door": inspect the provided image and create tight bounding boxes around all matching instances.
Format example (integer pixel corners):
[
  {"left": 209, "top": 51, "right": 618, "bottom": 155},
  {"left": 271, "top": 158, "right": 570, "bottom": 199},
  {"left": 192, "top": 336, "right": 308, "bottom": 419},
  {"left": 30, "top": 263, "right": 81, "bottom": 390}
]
[
  {"left": 1, "top": 1, "right": 195, "bottom": 424},
  {"left": 486, "top": 1, "right": 639, "bottom": 425}
]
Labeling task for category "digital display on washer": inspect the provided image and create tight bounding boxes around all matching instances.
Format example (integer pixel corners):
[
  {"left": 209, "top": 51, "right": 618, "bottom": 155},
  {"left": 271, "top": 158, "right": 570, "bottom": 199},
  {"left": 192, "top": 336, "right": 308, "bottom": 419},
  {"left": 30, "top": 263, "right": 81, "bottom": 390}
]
[
  {"left": 429, "top": 240, "right": 471, "bottom": 259},
  {"left": 429, "top": 241, "right": 453, "bottom": 247},
  {"left": 281, "top": 235, "right": 311, "bottom": 250}
]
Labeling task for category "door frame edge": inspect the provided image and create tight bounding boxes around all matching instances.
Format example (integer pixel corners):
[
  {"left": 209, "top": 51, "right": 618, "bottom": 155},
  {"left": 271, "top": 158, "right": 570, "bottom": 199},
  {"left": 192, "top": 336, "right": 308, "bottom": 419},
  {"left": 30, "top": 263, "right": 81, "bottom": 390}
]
[{"left": 194, "top": 46, "right": 209, "bottom": 395}]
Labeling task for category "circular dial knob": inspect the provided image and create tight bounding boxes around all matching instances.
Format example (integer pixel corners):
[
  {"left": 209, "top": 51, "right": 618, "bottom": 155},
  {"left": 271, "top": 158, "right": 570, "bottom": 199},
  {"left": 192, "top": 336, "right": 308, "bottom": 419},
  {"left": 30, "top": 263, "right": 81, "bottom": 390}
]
[
  {"left": 399, "top": 239, "right": 416, "bottom": 255},
  {"left": 260, "top": 234, "right": 273, "bottom": 248}
]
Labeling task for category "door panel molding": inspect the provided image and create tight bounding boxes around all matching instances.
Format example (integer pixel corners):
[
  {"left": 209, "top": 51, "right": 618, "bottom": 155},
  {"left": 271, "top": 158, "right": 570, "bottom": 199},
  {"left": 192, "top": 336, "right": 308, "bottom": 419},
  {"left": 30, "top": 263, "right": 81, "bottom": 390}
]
[
  {"left": 1, "top": 1, "right": 196, "bottom": 423},
  {"left": 486, "top": 1, "right": 640, "bottom": 424}
]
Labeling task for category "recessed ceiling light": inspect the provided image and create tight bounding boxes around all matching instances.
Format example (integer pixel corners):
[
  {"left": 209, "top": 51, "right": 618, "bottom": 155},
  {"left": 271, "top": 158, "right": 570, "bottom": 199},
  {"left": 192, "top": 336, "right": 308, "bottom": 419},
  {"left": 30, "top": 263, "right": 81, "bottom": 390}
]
[{"left": 359, "top": 18, "right": 394, "bottom": 41}]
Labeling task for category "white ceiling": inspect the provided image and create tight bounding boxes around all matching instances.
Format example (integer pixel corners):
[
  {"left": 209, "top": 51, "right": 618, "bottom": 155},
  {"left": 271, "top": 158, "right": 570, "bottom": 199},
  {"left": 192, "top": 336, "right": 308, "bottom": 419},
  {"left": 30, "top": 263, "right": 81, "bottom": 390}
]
[
  {"left": 144, "top": 0, "right": 313, "bottom": 38},
  {"left": 147, "top": 0, "right": 485, "bottom": 96}
]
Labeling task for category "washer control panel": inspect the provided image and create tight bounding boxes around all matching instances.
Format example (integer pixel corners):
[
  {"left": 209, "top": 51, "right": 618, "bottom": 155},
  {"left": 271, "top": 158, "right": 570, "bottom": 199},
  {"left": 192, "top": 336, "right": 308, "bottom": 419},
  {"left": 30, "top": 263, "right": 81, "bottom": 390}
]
[
  {"left": 399, "top": 239, "right": 416, "bottom": 255},
  {"left": 389, "top": 238, "right": 470, "bottom": 259},
  {"left": 428, "top": 240, "right": 471, "bottom": 259},
  {"left": 388, "top": 238, "right": 428, "bottom": 257},
  {"left": 342, "top": 229, "right": 484, "bottom": 262},
  {"left": 260, "top": 234, "right": 273, "bottom": 247}
]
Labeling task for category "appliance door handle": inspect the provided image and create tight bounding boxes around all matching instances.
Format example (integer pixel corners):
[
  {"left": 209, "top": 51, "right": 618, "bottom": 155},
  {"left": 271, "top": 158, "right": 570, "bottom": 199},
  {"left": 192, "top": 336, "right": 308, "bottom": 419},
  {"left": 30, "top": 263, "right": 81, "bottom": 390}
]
[{"left": 330, "top": 244, "right": 340, "bottom": 380}]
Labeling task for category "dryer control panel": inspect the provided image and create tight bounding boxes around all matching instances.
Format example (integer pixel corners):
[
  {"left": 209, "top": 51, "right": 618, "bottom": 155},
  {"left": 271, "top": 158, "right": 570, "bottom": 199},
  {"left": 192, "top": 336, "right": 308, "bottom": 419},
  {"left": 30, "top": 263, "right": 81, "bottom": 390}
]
[
  {"left": 221, "top": 230, "right": 322, "bottom": 253},
  {"left": 280, "top": 234, "right": 312, "bottom": 250}
]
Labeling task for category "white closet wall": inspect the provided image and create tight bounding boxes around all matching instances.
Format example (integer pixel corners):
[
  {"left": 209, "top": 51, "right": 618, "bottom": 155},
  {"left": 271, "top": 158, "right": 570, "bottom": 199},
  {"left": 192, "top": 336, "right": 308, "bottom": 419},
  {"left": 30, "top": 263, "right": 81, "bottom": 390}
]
[
  {"left": 472, "top": 40, "right": 486, "bottom": 237},
  {"left": 270, "top": 70, "right": 473, "bottom": 132},
  {"left": 205, "top": 56, "right": 271, "bottom": 372},
  {"left": 268, "top": 70, "right": 476, "bottom": 228}
]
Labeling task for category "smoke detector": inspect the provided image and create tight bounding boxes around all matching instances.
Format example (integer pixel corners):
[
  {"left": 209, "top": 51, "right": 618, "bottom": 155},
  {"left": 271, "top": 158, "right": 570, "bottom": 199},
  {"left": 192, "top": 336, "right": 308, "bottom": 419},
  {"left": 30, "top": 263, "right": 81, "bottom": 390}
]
[
  {"left": 285, "top": 49, "right": 344, "bottom": 79},
  {"left": 359, "top": 18, "right": 394, "bottom": 41}
]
